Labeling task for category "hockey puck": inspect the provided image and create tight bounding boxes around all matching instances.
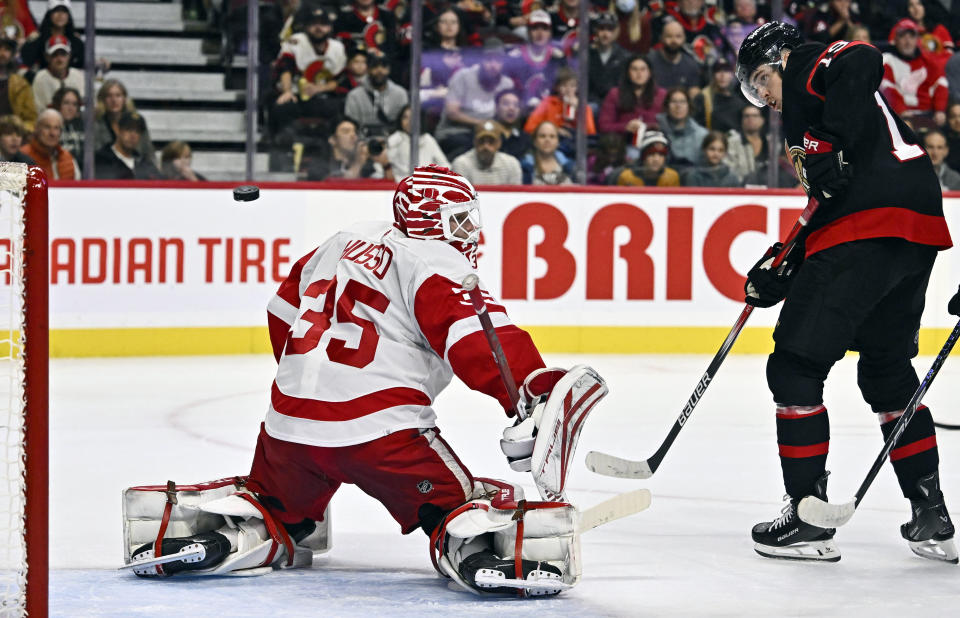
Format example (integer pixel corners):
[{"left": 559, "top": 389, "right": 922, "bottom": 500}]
[{"left": 233, "top": 185, "right": 260, "bottom": 202}]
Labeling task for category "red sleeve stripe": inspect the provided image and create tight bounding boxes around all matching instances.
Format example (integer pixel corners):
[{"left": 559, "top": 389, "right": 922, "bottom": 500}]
[
  {"left": 890, "top": 435, "right": 937, "bottom": 462},
  {"left": 778, "top": 441, "right": 830, "bottom": 458},
  {"left": 806, "top": 207, "right": 953, "bottom": 257},
  {"left": 267, "top": 295, "right": 298, "bottom": 325},
  {"left": 806, "top": 41, "right": 875, "bottom": 101},
  {"left": 443, "top": 311, "right": 511, "bottom": 359},
  {"left": 271, "top": 381, "right": 431, "bottom": 422}
]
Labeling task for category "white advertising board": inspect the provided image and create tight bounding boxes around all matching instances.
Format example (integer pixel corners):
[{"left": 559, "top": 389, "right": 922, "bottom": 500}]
[{"left": 38, "top": 185, "right": 960, "bottom": 356}]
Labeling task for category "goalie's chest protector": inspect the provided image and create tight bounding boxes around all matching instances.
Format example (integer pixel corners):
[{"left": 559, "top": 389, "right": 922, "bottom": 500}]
[{"left": 781, "top": 41, "right": 951, "bottom": 256}]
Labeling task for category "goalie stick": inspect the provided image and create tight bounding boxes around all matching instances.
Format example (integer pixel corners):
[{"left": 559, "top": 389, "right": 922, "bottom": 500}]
[
  {"left": 585, "top": 197, "right": 821, "bottom": 479},
  {"left": 798, "top": 318, "right": 960, "bottom": 528},
  {"left": 462, "top": 273, "right": 523, "bottom": 417}
]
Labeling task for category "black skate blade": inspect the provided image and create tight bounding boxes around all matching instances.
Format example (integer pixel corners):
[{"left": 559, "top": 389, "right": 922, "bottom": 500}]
[{"left": 754, "top": 540, "right": 840, "bottom": 563}]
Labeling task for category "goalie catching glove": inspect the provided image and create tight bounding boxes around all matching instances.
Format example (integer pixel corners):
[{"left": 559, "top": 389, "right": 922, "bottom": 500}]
[
  {"left": 501, "top": 365, "right": 608, "bottom": 501},
  {"left": 744, "top": 241, "right": 805, "bottom": 308},
  {"left": 803, "top": 128, "right": 851, "bottom": 202}
]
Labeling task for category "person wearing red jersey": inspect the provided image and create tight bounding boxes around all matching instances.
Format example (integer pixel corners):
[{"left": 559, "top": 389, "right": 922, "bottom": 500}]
[
  {"left": 881, "top": 18, "right": 948, "bottom": 128},
  {"left": 122, "top": 166, "right": 606, "bottom": 596},
  {"left": 737, "top": 22, "right": 955, "bottom": 564}
]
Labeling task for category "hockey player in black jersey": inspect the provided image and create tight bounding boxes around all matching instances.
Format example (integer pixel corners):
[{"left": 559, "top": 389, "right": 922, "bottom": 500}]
[{"left": 736, "top": 22, "right": 957, "bottom": 564}]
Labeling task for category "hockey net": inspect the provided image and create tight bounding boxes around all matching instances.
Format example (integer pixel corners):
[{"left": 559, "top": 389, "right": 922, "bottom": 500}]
[{"left": 0, "top": 163, "right": 48, "bottom": 617}]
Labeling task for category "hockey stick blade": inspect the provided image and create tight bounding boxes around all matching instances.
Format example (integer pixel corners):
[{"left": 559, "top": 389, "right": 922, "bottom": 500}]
[
  {"left": 797, "top": 496, "right": 856, "bottom": 529},
  {"left": 577, "top": 488, "right": 652, "bottom": 533},
  {"left": 585, "top": 451, "right": 653, "bottom": 479}
]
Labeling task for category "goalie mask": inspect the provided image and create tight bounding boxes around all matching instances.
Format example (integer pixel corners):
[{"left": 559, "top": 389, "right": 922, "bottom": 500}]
[{"left": 392, "top": 165, "right": 482, "bottom": 266}]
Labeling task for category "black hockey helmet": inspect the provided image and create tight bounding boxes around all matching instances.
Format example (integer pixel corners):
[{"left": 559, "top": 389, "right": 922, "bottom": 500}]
[{"left": 736, "top": 21, "right": 804, "bottom": 107}]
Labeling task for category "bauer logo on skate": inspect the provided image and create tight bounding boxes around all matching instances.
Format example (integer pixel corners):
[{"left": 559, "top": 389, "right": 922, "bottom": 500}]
[{"left": 20, "top": 186, "right": 960, "bottom": 357}]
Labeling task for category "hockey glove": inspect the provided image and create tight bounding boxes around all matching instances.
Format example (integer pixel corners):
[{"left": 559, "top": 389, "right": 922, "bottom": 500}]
[
  {"left": 950, "top": 285, "right": 960, "bottom": 317},
  {"left": 803, "top": 129, "right": 851, "bottom": 201},
  {"left": 500, "top": 367, "right": 566, "bottom": 472},
  {"left": 744, "top": 241, "right": 805, "bottom": 308}
]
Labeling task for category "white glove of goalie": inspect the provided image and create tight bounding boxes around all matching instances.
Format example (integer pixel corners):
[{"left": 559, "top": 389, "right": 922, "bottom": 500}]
[{"left": 500, "top": 368, "right": 568, "bottom": 472}]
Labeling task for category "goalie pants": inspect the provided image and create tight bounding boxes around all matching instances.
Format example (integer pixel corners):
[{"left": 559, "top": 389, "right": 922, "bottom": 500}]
[
  {"left": 766, "top": 238, "right": 940, "bottom": 500},
  {"left": 246, "top": 424, "right": 474, "bottom": 535}
]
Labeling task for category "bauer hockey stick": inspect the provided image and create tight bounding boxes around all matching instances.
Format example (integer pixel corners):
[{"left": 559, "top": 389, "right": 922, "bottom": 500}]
[
  {"left": 462, "top": 273, "right": 523, "bottom": 416},
  {"left": 586, "top": 197, "right": 821, "bottom": 479},
  {"left": 798, "top": 318, "right": 960, "bottom": 528}
]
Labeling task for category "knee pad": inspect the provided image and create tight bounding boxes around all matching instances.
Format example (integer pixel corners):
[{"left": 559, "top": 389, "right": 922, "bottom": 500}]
[
  {"left": 430, "top": 477, "right": 580, "bottom": 596},
  {"left": 857, "top": 355, "right": 920, "bottom": 412},
  {"left": 766, "top": 349, "right": 831, "bottom": 406}
]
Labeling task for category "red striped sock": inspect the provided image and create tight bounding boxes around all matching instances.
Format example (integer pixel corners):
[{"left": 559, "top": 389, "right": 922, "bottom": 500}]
[
  {"left": 879, "top": 405, "right": 939, "bottom": 500},
  {"left": 776, "top": 405, "right": 829, "bottom": 498}
]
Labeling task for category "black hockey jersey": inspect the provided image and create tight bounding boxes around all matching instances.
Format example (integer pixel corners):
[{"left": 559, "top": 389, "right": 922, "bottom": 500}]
[{"left": 781, "top": 40, "right": 952, "bottom": 256}]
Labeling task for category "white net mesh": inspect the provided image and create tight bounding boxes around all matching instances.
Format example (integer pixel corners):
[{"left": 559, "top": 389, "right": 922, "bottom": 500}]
[{"left": 0, "top": 162, "right": 28, "bottom": 617}]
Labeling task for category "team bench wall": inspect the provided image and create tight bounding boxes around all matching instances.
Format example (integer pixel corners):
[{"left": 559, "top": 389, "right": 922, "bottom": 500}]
[{"left": 33, "top": 182, "right": 960, "bottom": 357}]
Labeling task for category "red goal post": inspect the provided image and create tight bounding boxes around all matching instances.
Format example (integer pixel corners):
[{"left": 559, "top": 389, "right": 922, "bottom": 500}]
[{"left": 0, "top": 163, "right": 48, "bottom": 617}]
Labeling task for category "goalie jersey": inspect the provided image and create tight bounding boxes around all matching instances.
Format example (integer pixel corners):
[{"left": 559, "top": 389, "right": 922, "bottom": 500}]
[
  {"left": 781, "top": 40, "right": 952, "bottom": 256},
  {"left": 264, "top": 221, "right": 545, "bottom": 447}
]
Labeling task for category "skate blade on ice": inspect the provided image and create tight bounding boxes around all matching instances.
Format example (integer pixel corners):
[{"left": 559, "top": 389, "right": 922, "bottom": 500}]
[
  {"left": 797, "top": 495, "right": 856, "bottom": 528},
  {"left": 584, "top": 451, "right": 653, "bottom": 479},
  {"left": 754, "top": 539, "right": 840, "bottom": 562},
  {"left": 474, "top": 569, "right": 570, "bottom": 595},
  {"left": 908, "top": 538, "right": 959, "bottom": 564},
  {"left": 120, "top": 544, "right": 205, "bottom": 574}
]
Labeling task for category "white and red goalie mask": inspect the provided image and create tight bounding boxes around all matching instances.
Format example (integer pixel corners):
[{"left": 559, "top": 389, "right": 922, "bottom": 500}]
[{"left": 392, "top": 165, "right": 482, "bottom": 267}]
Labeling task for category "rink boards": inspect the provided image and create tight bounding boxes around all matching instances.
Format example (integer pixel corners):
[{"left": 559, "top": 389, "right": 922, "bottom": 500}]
[{"left": 36, "top": 183, "right": 960, "bottom": 357}]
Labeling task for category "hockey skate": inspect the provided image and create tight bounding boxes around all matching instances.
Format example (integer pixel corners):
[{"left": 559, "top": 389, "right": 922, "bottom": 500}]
[
  {"left": 752, "top": 474, "right": 840, "bottom": 562},
  {"left": 459, "top": 551, "right": 566, "bottom": 596},
  {"left": 128, "top": 532, "right": 232, "bottom": 577},
  {"left": 901, "top": 472, "right": 958, "bottom": 564}
]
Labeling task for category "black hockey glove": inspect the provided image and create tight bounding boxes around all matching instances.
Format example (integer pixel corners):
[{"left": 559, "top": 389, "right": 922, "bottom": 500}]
[
  {"left": 949, "top": 285, "right": 960, "bottom": 317},
  {"left": 744, "top": 241, "right": 805, "bottom": 308},
  {"left": 803, "top": 129, "right": 851, "bottom": 202}
]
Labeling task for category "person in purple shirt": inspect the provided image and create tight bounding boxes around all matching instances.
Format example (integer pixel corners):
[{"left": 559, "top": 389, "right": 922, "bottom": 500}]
[{"left": 598, "top": 54, "right": 666, "bottom": 147}]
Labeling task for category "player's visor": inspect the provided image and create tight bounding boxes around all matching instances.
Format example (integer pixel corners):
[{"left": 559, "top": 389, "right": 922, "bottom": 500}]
[
  {"left": 440, "top": 200, "right": 481, "bottom": 244},
  {"left": 737, "top": 62, "right": 778, "bottom": 108}
]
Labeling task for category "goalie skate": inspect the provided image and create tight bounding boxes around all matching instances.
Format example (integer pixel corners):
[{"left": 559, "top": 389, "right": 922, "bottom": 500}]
[
  {"left": 462, "top": 552, "right": 567, "bottom": 596},
  {"left": 126, "top": 532, "right": 231, "bottom": 577}
]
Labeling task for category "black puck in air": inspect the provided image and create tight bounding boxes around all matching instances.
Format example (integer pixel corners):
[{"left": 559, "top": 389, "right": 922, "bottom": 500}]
[{"left": 233, "top": 185, "right": 260, "bottom": 202}]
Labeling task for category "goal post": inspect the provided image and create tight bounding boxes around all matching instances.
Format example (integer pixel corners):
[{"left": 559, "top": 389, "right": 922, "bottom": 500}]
[{"left": 0, "top": 163, "right": 48, "bottom": 617}]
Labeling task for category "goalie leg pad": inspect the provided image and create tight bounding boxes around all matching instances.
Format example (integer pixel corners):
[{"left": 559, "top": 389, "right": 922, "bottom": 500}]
[
  {"left": 430, "top": 478, "right": 581, "bottom": 597},
  {"left": 122, "top": 477, "right": 329, "bottom": 577}
]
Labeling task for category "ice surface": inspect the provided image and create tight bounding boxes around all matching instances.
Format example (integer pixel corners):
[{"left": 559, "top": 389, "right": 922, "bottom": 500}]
[{"left": 50, "top": 353, "right": 960, "bottom": 616}]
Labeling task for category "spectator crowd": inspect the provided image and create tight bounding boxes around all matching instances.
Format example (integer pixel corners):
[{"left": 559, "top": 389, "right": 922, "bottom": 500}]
[{"left": 4, "top": 0, "right": 960, "bottom": 189}]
